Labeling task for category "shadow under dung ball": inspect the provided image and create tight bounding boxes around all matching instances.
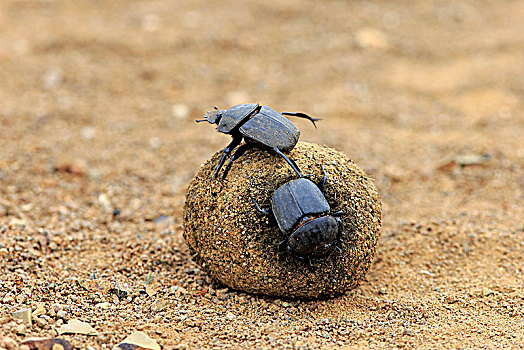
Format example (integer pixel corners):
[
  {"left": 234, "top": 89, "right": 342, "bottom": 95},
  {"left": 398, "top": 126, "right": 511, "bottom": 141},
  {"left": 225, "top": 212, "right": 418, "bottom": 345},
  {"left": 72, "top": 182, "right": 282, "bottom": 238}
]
[{"left": 183, "top": 142, "right": 381, "bottom": 299}]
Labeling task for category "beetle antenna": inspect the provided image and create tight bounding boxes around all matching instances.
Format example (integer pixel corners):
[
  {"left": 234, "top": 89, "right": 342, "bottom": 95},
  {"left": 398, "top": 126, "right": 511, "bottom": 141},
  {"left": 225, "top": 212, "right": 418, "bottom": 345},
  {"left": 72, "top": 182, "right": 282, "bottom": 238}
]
[{"left": 195, "top": 119, "right": 206, "bottom": 123}]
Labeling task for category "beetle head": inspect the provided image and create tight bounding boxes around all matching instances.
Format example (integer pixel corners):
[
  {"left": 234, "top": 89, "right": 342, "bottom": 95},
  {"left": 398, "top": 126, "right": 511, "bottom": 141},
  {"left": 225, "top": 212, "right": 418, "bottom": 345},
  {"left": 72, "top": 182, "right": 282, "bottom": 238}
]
[
  {"left": 196, "top": 106, "right": 224, "bottom": 124},
  {"left": 288, "top": 215, "right": 339, "bottom": 258}
]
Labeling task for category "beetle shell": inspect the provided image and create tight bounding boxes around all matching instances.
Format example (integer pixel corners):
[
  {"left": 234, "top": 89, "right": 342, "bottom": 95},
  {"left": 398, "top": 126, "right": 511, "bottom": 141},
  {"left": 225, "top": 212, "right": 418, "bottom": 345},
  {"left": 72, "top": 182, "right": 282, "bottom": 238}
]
[
  {"left": 240, "top": 106, "right": 300, "bottom": 152},
  {"left": 287, "top": 216, "right": 339, "bottom": 256},
  {"left": 271, "top": 178, "right": 330, "bottom": 233},
  {"left": 217, "top": 103, "right": 259, "bottom": 133}
]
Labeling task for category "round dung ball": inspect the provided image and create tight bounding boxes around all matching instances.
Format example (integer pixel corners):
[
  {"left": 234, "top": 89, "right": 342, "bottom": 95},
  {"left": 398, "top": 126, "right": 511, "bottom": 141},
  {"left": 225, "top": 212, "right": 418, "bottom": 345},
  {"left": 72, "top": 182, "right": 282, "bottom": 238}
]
[{"left": 183, "top": 142, "right": 381, "bottom": 298}]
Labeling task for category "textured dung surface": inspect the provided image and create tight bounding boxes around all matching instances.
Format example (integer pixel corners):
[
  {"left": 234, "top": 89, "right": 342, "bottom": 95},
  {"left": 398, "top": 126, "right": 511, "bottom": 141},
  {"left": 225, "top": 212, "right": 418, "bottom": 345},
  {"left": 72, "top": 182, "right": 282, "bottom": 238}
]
[{"left": 184, "top": 142, "right": 382, "bottom": 298}]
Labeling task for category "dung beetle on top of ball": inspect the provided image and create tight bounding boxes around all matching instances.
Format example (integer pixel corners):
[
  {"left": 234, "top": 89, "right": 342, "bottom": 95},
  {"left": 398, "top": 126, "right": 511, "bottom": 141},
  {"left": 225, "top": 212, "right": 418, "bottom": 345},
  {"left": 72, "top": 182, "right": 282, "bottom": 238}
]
[
  {"left": 253, "top": 163, "right": 345, "bottom": 262},
  {"left": 197, "top": 103, "right": 320, "bottom": 179}
]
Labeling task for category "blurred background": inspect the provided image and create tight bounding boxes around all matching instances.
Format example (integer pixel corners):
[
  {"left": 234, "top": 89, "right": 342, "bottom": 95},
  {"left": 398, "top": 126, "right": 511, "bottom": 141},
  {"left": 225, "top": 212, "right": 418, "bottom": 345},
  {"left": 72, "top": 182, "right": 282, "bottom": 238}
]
[
  {"left": 1, "top": 0, "right": 523, "bottom": 222},
  {"left": 0, "top": 1, "right": 523, "bottom": 347}
]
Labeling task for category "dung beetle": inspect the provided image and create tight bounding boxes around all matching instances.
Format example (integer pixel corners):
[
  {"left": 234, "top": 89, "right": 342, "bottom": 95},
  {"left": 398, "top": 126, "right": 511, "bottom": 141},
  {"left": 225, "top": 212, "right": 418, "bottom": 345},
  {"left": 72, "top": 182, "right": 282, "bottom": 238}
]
[
  {"left": 253, "top": 164, "right": 344, "bottom": 260},
  {"left": 196, "top": 103, "right": 320, "bottom": 179}
]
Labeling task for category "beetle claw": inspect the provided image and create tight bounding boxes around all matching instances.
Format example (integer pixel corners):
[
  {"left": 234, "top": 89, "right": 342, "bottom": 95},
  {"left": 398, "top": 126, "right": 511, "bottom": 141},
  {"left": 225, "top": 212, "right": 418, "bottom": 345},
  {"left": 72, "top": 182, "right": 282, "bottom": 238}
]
[{"left": 253, "top": 198, "right": 270, "bottom": 215}]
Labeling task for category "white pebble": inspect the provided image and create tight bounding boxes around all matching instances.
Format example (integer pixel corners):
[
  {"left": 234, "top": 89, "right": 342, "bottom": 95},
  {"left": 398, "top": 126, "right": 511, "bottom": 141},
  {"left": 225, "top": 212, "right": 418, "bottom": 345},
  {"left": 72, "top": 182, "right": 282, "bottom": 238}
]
[
  {"left": 355, "top": 28, "right": 390, "bottom": 50},
  {"left": 149, "top": 137, "right": 162, "bottom": 149},
  {"left": 42, "top": 67, "right": 63, "bottom": 90},
  {"left": 172, "top": 103, "right": 189, "bottom": 119},
  {"left": 98, "top": 194, "right": 112, "bottom": 212},
  {"left": 81, "top": 126, "right": 96, "bottom": 140},
  {"left": 141, "top": 14, "right": 160, "bottom": 32}
]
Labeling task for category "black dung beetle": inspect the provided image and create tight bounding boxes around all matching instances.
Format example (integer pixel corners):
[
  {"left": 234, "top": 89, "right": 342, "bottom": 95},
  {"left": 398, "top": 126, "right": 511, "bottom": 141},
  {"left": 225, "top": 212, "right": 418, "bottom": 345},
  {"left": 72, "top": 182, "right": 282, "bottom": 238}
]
[
  {"left": 196, "top": 103, "right": 320, "bottom": 179},
  {"left": 253, "top": 164, "right": 344, "bottom": 260}
]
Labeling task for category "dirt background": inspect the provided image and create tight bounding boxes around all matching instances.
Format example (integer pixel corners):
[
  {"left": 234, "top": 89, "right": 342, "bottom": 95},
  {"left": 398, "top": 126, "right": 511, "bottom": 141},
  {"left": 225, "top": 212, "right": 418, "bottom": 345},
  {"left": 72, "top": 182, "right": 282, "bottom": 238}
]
[{"left": 0, "top": 0, "right": 523, "bottom": 349}]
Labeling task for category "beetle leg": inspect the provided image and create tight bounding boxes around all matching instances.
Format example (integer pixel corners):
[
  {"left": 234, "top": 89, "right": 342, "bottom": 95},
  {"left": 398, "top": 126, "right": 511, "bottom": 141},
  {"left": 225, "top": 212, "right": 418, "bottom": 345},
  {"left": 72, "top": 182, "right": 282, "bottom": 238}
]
[
  {"left": 332, "top": 210, "right": 344, "bottom": 217},
  {"left": 295, "top": 255, "right": 313, "bottom": 266},
  {"left": 310, "top": 154, "right": 328, "bottom": 189},
  {"left": 281, "top": 112, "right": 322, "bottom": 128},
  {"left": 221, "top": 143, "right": 253, "bottom": 179},
  {"left": 213, "top": 137, "right": 242, "bottom": 179},
  {"left": 335, "top": 217, "right": 344, "bottom": 230},
  {"left": 336, "top": 233, "right": 345, "bottom": 250},
  {"left": 272, "top": 148, "right": 303, "bottom": 177},
  {"left": 252, "top": 198, "right": 270, "bottom": 215},
  {"left": 279, "top": 240, "right": 290, "bottom": 252},
  {"left": 318, "top": 164, "right": 327, "bottom": 191}
]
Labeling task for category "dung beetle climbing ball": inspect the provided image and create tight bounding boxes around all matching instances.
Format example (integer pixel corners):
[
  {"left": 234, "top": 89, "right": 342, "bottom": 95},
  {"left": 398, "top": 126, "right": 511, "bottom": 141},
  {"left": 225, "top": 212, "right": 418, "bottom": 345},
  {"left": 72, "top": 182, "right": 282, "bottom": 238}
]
[
  {"left": 183, "top": 142, "right": 382, "bottom": 298},
  {"left": 253, "top": 164, "right": 344, "bottom": 261},
  {"left": 196, "top": 103, "right": 320, "bottom": 179}
]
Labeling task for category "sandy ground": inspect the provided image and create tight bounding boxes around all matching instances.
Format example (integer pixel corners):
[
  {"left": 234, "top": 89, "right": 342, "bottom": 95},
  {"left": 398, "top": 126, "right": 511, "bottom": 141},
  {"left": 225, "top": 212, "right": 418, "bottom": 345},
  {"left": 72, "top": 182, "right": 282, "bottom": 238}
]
[{"left": 1, "top": 0, "right": 523, "bottom": 348}]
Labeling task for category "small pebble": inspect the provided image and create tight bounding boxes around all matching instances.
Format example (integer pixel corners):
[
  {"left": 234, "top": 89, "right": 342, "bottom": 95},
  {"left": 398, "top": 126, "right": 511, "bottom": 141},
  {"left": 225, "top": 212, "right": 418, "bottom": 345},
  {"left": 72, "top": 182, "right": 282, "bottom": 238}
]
[
  {"left": 12, "top": 308, "right": 32, "bottom": 326},
  {"left": 15, "top": 323, "right": 27, "bottom": 335},
  {"left": 42, "top": 67, "right": 63, "bottom": 89},
  {"left": 149, "top": 137, "right": 162, "bottom": 149},
  {"left": 33, "top": 304, "right": 46, "bottom": 317},
  {"left": 3, "top": 293, "right": 15, "bottom": 304},
  {"left": 98, "top": 194, "right": 112, "bottom": 212},
  {"left": 172, "top": 104, "right": 190, "bottom": 119},
  {"left": 96, "top": 302, "right": 112, "bottom": 309},
  {"left": 35, "top": 317, "right": 47, "bottom": 327},
  {"left": 81, "top": 127, "right": 96, "bottom": 140},
  {"left": 141, "top": 14, "right": 160, "bottom": 32},
  {"left": 355, "top": 28, "right": 390, "bottom": 50}
]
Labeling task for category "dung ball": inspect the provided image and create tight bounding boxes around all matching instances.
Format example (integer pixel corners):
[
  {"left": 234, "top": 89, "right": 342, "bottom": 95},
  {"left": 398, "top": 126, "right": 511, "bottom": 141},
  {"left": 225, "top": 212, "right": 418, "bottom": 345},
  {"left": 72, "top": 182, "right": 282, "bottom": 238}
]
[{"left": 183, "top": 142, "right": 381, "bottom": 298}]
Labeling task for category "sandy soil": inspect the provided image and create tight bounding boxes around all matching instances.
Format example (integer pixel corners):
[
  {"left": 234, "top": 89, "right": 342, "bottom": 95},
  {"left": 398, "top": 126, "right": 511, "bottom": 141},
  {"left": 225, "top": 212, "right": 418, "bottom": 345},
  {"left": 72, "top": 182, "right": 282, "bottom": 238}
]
[{"left": 1, "top": 0, "right": 523, "bottom": 348}]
